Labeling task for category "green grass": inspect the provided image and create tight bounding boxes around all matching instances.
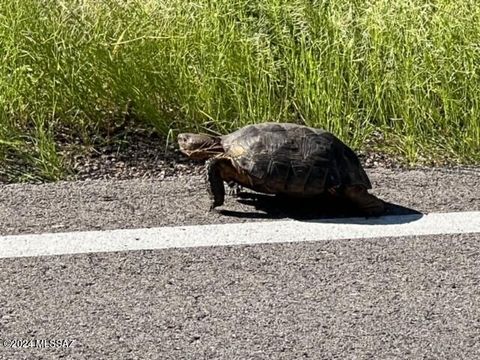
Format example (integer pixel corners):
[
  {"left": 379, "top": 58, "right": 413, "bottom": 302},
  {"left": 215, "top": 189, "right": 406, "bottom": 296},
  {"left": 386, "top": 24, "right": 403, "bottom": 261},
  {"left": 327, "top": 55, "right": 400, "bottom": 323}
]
[{"left": 1, "top": 0, "right": 479, "bottom": 181}]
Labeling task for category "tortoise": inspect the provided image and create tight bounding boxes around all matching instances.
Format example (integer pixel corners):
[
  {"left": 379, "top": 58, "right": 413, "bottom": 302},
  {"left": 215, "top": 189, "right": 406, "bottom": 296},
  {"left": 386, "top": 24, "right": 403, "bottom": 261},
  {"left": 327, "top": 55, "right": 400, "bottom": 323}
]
[{"left": 177, "top": 122, "right": 385, "bottom": 216}]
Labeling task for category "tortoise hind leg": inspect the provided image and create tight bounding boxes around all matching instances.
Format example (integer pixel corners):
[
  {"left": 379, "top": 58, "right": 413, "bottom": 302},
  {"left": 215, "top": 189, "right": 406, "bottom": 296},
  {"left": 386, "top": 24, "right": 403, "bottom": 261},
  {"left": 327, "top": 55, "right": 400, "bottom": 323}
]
[
  {"left": 343, "top": 185, "right": 385, "bottom": 217},
  {"left": 206, "top": 158, "right": 238, "bottom": 210}
]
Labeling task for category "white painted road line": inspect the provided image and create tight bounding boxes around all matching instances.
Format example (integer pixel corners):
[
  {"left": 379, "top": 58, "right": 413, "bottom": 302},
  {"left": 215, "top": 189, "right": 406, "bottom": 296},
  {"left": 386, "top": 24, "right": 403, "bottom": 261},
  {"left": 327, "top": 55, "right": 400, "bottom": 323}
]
[{"left": 0, "top": 211, "right": 479, "bottom": 259}]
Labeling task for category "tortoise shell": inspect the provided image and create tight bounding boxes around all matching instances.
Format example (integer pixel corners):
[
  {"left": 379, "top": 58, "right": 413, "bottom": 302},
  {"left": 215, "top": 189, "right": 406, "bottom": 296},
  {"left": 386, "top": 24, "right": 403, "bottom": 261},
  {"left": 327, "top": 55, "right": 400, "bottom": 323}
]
[{"left": 219, "top": 122, "right": 371, "bottom": 196}]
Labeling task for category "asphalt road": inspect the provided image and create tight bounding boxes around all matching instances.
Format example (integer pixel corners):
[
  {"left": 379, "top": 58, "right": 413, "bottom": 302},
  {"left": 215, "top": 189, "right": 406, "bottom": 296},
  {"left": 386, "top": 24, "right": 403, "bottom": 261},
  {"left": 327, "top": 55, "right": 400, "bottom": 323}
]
[
  {"left": 0, "top": 167, "right": 479, "bottom": 235},
  {"left": 0, "top": 167, "right": 479, "bottom": 359}
]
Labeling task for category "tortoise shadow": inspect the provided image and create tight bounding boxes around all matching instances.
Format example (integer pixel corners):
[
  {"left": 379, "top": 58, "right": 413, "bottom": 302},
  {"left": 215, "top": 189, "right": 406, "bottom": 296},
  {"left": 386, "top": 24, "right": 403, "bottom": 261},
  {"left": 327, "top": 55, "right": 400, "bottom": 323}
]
[{"left": 218, "top": 192, "right": 423, "bottom": 225}]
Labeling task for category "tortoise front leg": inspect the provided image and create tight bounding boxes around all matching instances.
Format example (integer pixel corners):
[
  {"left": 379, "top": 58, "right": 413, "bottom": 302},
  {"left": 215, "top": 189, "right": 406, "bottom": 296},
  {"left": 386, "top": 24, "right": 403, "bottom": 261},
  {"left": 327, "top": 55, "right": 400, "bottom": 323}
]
[{"left": 206, "top": 158, "right": 237, "bottom": 210}]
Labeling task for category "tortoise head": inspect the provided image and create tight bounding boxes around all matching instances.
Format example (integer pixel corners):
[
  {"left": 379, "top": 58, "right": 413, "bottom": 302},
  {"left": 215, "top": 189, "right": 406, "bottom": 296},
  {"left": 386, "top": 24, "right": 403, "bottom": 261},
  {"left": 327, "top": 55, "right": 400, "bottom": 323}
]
[{"left": 177, "top": 133, "right": 223, "bottom": 160}]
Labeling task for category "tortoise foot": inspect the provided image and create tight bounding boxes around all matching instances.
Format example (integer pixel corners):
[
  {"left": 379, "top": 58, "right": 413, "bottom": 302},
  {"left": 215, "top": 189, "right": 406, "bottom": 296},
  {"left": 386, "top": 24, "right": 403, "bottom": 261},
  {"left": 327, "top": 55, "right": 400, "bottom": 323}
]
[{"left": 344, "top": 185, "right": 385, "bottom": 217}]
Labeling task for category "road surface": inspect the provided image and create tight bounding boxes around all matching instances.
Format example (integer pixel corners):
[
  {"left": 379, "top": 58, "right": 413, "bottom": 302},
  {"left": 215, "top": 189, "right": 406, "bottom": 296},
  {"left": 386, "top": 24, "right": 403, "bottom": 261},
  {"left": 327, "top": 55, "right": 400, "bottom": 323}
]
[{"left": 0, "top": 167, "right": 479, "bottom": 359}]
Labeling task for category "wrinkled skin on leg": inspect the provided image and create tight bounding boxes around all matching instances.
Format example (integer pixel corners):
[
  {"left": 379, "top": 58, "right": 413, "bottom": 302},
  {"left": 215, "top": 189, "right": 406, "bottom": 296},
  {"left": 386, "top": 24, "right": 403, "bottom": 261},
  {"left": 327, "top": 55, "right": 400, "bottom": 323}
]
[{"left": 206, "top": 157, "right": 240, "bottom": 210}]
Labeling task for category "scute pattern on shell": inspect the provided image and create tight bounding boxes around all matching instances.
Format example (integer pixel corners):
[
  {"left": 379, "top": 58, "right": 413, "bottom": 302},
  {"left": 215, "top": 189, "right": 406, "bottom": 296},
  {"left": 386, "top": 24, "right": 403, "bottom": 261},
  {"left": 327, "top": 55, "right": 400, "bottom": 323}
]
[{"left": 219, "top": 122, "right": 371, "bottom": 196}]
